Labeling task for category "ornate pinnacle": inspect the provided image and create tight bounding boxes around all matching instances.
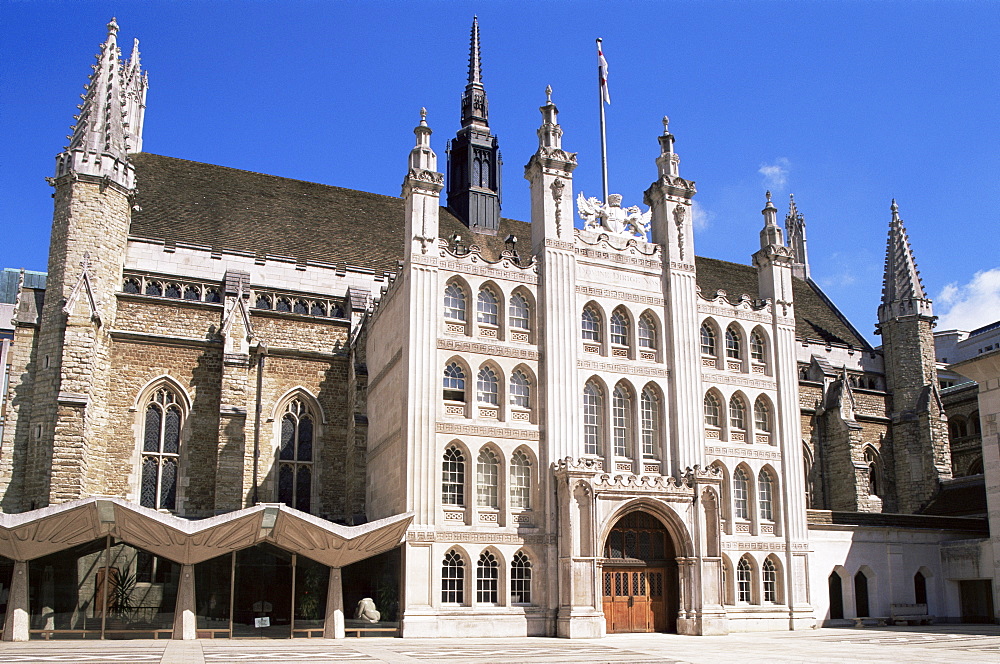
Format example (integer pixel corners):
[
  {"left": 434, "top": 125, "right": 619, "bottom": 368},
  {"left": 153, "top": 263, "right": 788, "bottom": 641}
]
[
  {"left": 468, "top": 16, "right": 482, "bottom": 86},
  {"left": 107, "top": 17, "right": 119, "bottom": 36},
  {"left": 663, "top": 116, "right": 670, "bottom": 134},
  {"left": 545, "top": 85, "right": 552, "bottom": 104},
  {"left": 765, "top": 190, "right": 772, "bottom": 203},
  {"left": 420, "top": 107, "right": 427, "bottom": 126}
]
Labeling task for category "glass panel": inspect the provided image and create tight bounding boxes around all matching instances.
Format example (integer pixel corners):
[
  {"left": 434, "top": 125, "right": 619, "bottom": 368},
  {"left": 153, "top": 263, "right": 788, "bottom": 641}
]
[
  {"left": 183, "top": 286, "right": 201, "bottom": 301},
  {"left": 278, "top": 464, "right": 293, "bottom": 507},
  {"left": 293, "top": 554, "right": 329, "bottom": 630},
  {"left": 104, "top": 540, "right": 179, "bottom": 634},
  {"left": 204, "top": 288, "right": 221, "bottom": 303},
  {"left": 295, "top": 465, "right": 311, "bottom": 513},
  {"left": 163, "top": 406, "right": 180, "bottom": 454},
  {"left": 164, "top": 284, "right": 181, "bottom": 299},
  {"left": 140, "top": 457, "right": 158, "bottom": 509},
  {"left": 343, "top": 547, "right": 401, "bottom": 633},
  {"left": 297, "top": 417, "right": 313, "bottom": 461},
  {"left": 0, "top": 556, "right": 14, "bottom": 637},
  {"left": 160, "top": 458, "right": 177, "bottom": 511},
  {"left": 233, "top": 544, "right": 293, "bottom": 638},
  {"left": 279, "top": 416, "right": 295, "bottom": 461},
  {"left": 310, "top": 302, "right": 326, "bottom": 317},
  {"left": 196, "top": 553, "right": 232, "bottom": 631},
  {"left": 143, "top": 406, "right": 161, "bottom": 453}
]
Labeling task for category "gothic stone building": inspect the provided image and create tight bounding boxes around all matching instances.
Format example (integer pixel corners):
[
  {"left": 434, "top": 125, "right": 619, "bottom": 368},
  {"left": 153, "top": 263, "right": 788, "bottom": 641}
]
[{"left": 0, "top": 19, "right": 995, "bottom": 641}]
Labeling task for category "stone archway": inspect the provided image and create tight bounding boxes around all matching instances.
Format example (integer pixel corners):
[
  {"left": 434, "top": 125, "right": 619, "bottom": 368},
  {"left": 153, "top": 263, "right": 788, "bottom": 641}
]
[{"left": 600, "top": 511, "right": 679, "bottom": 633}]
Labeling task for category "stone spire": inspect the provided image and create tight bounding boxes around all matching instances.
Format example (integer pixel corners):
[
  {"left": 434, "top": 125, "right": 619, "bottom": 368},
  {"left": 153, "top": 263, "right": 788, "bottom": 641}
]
[
  {"left": 55, "top": 18, "right": 141, "bottom": 190},
  {"left": 447, "top": 17, "right": 502, "bottom": 234},
  {"left": 655, "top": 116, "right": 681, "bottom": 180},
  {"left": 785, "top": 194, "right": 810, "bottom": 279},
  {"left": 122, "top": 37, "right": 148, "bottom": 154},
  {"left": 878, "top": 200, "right": 932, "bottom": 324}
]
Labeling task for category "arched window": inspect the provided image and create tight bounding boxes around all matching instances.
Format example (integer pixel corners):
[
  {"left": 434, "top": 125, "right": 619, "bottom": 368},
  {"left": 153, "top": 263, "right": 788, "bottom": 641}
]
[
  {"left": 444, "top": 283, "right": 467, "bottom": 321},
  {"left": 164, "top": 283, "right": 181, "bottom": 299},
  {"left": 277, "top": 398, "right": 314, "bottom": 512},
  {"left": 583, "top": 382, "right": 603, "bottom": 455},
  {"left": 704, "top": 392, "right": 721, "bottom": 428},
  {"left": 510, "top": 551, "right": 532, "bottom": 604},
  {"left": 310, "top": 301, "right": 327, "bottom": 317},
  {"left": 758, "top": 469, "right": 774, "bottom": 521},
  {"left": 145, "top": 280, "right": 163, "bottom": 296},
  {"left": 855, "top": 571, "right": 870, "bottom": 618},
  {"left": 610, "top": 310, "right": 629, "bottom": 346},
  {"left": 255, "top": 294, "right": 272, "bottom": 310},
  {"left": 865, "top": 447, "right": 882, "bottom": 497},
  {"left": 477, "top": 366, "right": 499, "bottom": 406},
  {"left": 140, "top": 387, "right": 182, "bottom": 511},
  {"left": 638, "top": 315, "right": 656, "bottom": 350},
  {"left": 640, "top": 388, "right": 659, "bottom": 458},
  {"left": 750, "top": 330, "right": 766, "bottom": 362},
  {"left": 968, "top": 456, "right": 985, "bottom": 475},
  {"left": 476, "top": 448, "right": 499, "bottom": 508},
  {"left": 971, "top": 411, "right": 981, "bottom": 435},
  {"left": 700, "top": 323, "right": 717, "bottom": 356},
  {"left": 275, "top": 297, "right": 292, "bottom": 312},
  {"left": 509, "top": 292, "right": 530, "bottom": 331},
  {"left": 762, "top": 558, "right": 778, "bottom": 603},
  {"left": 183, "top": 285, "right": 201, "bottom": 301},
  {"left": 442, "top": 446, "right": 465, "bottom": 506},
  {"left": 829, "top": 571, "right": 845, "bottom": 619},
  {"left": 510, "top": 371, "right": 530, "bottom": 409},
  {"left": 725, "top": 325, "right": 742, "bottom": 359},
  {"left": 442, "top": 550, "right": 465, "bottom": 604},
  {"left": 477, "top": 551, "right": 500, "bottom": 604},
  {"left": 729, "top": 395, "right": 747, "bottom": 432},
  {"left": 803, "top": 445, "right": 815, "bottom": 509},
  {"left": 734, "top": 467, "right": 750, "bottom": 520},
  {"left": 582, "top": 306, "right": 601, "bottom": 342},
  {"left": 443, "top": 362, "right": 467, "bottom": 402},
  {"left": 510, "top": 450, "right": 531, "bottom": 509},
  {"left": 122, "top": 277, "right": 141, "bottom": 294},
  {"left": 477, "top": 287, "right": 499, "bottom": 326},
  {"left": 293, "top": 299, "right": 309, "bottom": 315},
  {"left": 612, "top": 386, "right": 631, "bottom": 457},
  {"left": 914, "top": 570, "right": 928, "bottom": 605},
  {"left": 754, "top": 397, "right": 771, "bottom": 433},
  {"left": 737, "top": 557, "right": 753, "bottom": 603},
  {"left": 950, "top": 417, "right": 967, "bottom": 439}
]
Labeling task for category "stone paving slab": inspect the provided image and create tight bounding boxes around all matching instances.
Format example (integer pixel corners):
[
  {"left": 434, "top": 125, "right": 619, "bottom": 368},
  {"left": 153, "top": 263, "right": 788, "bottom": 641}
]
[{"left": 1, "top": 625, "right": 998, "bottom": 664}]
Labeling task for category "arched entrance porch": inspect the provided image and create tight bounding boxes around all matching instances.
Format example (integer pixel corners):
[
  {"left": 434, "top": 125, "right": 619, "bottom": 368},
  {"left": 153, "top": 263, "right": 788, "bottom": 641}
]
[{"left": 600, "top": 511, "right": 680, "bottom": 633}]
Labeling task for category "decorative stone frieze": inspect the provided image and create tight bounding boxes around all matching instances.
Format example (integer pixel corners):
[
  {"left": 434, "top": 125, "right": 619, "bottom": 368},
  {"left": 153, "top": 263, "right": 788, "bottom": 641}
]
[
  {"left": 438, "top": 338, "right": 539, "bottom": 360},
  {"left": 435, "top": 422, "right": 539, "bottom": 440},
  {"left": 577, "top": 359, "right": 669, "bottom": 377}
]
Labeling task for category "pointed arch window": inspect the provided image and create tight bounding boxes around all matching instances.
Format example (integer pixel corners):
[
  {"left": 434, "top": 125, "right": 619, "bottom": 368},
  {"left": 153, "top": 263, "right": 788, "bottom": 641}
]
[
  {"left": 476, "top": 551, "right": 500, "bottom": 604},
  {"left": 701, "top": 323, "right": 717, "bottom": 356},
  {"left": 704, "top": 392, "right": 721, "bottom": 428},
  {"left": 736, "top": 557, "right": 753, "bottom": 603},
  {"left": 477, "top": 366, "right": 499, "bottom": 406},
  {"left": 758, "top": 469, "right": 774, "bottom": 521},
  {"left": 442, "top": 550, "right": 465, "bottom": 604},
  {"left": 582, "top": 307, "right": 601, "bottom": 342},
  {"left": 510, "top": 551, "right": 532, "bottom": 604},
  {"left": 510, "top": 371, "right": 530, "bottom": 409},
  {"left": 444, "top": 283, "right": 467, "bottom": 321},
  {"left": 140, "top": 387, "right": 182, "bottom": 511},
  {"left": 477, "top": 448, "right": 499, "bottom": 508},
  {"left": 612, "top": 386, "right": 631, "bottom": 457},
  {"left": 277, "top": 398, "right": 314, "bottom": 513},
  {"left": 510, "top": 450, "right": 531, "bottom": 509},
  {"left": 866, "top": 447, "right": 882, "bottom": 498},
  {"left": 754, "top": 397, "right": 771, "bottom": 433},
  {"left": 729, "top": 395, "right": 747, "bottom": 432},
  {"left": 583, "top": 382, "right": 603, "bottom": 455},
  {"left": 477, "top": 287, "right": 499, "bottom": 326},
  {"left": 762, "top": 558, "right": 778, "bottom": 603},
  {"left": 725, "top": 326, "right": 742, "bottom": 359},
  {"left": 443, "top": 363, "right": 467, "bottom": 402},
  {"left": 640, "top": 388, "right": 659, "bottom": 458},
  {"left": 750, "top": 330, "right": 766, "bottom": 362},
  {"left": 734, "top": 467, "right": 750, "bottom": 520},
  {"left": 442, "top": 446, "right": 465, "bottom": 506},
  {"left": 509, "top": 292, "right": 530, "bottom": 331},
  {"left": 610, "top": 310, "right": 629, "bottom": 346},
  {"left": 638, "top": 315, "right": 656, "bottom": 350}
]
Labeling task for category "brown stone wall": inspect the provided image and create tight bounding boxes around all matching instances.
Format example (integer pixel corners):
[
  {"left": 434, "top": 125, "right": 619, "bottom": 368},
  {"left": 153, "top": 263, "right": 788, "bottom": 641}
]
[
  {"left": 115, "top": 297, "right": 224, "bottom": 337},
  {"left": 942, "top": 384, "right": 983, "bottom": 476},
  {"left": 0, "top": 318, "right": 40, "bottom": 512}
]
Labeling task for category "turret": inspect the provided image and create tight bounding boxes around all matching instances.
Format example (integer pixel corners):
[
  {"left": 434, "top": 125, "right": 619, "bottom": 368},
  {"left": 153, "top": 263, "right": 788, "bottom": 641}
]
[
  {"left": 526, "top": 86, "right": 577, "bottom": 252},
  {"left": 785, "top": 195, "right": 810, "bottom": 279},
  {"left": 402, "top": 109, "right": 444, "bottom": 257},
  {"left": 446, "top": 17, "right": 502, "bottom": 234}
]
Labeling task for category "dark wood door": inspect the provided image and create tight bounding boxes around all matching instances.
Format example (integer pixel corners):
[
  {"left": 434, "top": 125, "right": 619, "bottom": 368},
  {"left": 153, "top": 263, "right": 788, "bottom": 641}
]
[{"left": 602, "top": 567, "right": 666, "bottom": 633}]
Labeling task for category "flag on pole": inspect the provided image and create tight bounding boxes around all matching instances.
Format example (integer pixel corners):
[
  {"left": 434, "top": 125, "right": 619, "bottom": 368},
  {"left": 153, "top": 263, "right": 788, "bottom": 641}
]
[{"left": 597, "top": 39, "right": 610, "bottom": 104}]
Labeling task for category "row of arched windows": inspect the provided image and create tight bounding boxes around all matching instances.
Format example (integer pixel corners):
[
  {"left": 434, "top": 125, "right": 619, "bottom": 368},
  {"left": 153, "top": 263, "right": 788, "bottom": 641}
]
[
  {"left": 704, "top": 390, "right": 773, "bottom": 443},
  {"left": 949, "top": 412, "right": 981, "bottom": 439},
  {"left": 442, "top": 443, "right": 534, "bottom": 512},
  {"left": 723, "top": 553, "right": 783, "bottom": 605},
  {"left": 123, "top": 276, "right": 222, "bottom": 303},
  {"left": 701, "top": 319, "right": 770, "bottom": 375},
  {"left": 710, "top": 461, "right": 780, "bottom": 535},
  {"left": 828, "top": 566, "right": 931, "bottom": 619},
  {"left": 582, "top": 379, "right": 663, "bottom": 459},
  {"left": 138, "top": 382, "right": 322, "bottom": 515},
  {"left": 443, "top": 359, "right": 535, "bottom": 421},
  {"left": 444, "top": 280, "right": 533, "bottom": 342},
  {"left": 581, "top": 303, "right": 659, "bottom": 361},
  {"left": 442, "top": 548, "right": 534, "bottom": 605}
]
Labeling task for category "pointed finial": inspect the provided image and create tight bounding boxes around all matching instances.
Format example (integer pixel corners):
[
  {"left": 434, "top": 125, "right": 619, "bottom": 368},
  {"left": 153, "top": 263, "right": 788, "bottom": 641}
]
[
  {"left": 663, "top": 116, "right": 670, "bottom": 134},
  {"left": 107, "top": 17, "right": 119, "bottom": 36},
  {"left": 766, "top": 190, "right": 772, "bottom": 203},
  {"left": 420, "top": 107, "right": 427, "bottom": 126},
  {"left": 545, "top": 85, "right": 552, "bottom": 104}
]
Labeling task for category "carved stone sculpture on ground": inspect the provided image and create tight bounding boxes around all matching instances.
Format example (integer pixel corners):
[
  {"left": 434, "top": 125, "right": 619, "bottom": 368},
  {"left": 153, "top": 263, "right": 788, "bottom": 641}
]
[{"left": 355, "top": 597, "right": 380, "bottom": 623}]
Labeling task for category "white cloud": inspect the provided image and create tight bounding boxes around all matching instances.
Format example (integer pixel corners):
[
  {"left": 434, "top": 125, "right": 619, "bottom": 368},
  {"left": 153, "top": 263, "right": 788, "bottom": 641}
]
[
  {"left": 935, "top": 268, "right": 1000, "bottom": 331},
  {"left": 758, "top": 157, "right": 790, "bottom": 191},
  {"left": 691, "top": 200, "right": 713, "bottom": 231}
]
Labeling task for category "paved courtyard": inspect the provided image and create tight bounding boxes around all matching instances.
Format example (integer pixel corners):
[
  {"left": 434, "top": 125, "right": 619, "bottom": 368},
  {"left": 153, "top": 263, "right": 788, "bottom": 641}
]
[{"left": 0, "top": 625, "right": 998, "bottom": 664}]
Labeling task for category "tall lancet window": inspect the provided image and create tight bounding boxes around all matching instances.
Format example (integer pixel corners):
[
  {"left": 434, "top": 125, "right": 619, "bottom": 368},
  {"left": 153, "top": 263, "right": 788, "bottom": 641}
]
[
  {"left": 278, "top": 398, "right": 314, "bottom": 513},
  {"left": 141, "top": 387, "right": 182, "bottom": 511}
]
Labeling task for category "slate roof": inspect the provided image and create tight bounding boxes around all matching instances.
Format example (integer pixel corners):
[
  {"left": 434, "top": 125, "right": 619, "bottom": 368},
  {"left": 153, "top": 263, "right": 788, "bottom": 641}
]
[
  {"left": 130, "top": 154, "right": 866, "bottom": 347},
  {"left": 921, "top": 476, "right": 988, "bottom": 518}
]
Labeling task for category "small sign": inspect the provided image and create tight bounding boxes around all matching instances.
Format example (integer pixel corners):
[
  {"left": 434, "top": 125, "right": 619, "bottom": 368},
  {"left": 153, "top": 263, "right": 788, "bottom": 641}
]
[{"left": 254, "top": 617, "right": 270, "bottom": 628}]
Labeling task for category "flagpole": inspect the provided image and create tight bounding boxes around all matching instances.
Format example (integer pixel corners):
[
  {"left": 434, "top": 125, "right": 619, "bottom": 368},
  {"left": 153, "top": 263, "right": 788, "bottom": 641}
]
[{"left": 597, "top": 38, "right": 609, "bottom": 203}]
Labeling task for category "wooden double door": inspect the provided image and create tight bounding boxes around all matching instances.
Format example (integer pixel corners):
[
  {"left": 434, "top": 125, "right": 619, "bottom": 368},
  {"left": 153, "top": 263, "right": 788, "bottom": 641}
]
[{"left": 602, "top": 567, "right": 667, "bottom": 633}]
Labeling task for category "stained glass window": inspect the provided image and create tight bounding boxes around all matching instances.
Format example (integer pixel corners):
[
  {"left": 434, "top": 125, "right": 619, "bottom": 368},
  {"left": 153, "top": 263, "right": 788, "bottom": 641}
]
[
  {"left": 276, "top": 398, "right": 314, "bottom": 513},
  {"left": 140, "top": 387, "right": 182, "bottom": 511}
]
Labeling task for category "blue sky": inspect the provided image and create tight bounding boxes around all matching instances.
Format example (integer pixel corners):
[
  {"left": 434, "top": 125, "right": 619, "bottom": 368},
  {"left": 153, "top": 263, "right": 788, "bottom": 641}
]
[{"left": 2, "top": 1, "right": 998, "bottom": 343}]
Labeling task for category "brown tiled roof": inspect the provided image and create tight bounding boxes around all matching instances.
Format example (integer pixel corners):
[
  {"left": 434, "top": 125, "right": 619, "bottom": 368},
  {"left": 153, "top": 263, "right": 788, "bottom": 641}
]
[
  {"left": 695, "top": 256, "right": 870, "bottom": 349},
  {"left": 130, "top": 154, "right": 866, "bottom": 346}
]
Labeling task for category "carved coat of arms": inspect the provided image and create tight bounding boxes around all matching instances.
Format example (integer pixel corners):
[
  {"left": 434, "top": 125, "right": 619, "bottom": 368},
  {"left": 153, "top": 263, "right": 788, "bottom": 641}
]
[{"left": 577, "top": 192, "right": 651, "bottom": 240}]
